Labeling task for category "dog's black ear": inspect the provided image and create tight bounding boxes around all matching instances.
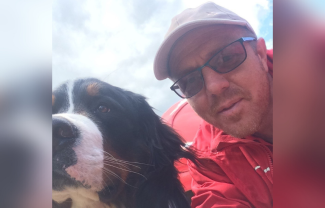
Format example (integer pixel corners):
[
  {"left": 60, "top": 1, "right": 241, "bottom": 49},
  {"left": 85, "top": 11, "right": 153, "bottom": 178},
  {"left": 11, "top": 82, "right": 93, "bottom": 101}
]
[{"left": 129, "top": 94, "right": 198, "bottom": 208}]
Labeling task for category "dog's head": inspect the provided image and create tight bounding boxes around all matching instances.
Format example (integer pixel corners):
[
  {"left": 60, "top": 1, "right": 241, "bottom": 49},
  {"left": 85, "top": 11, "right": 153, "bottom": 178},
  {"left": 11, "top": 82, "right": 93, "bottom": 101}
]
[{"left": 52, "top": 78, "right": 197, "bottom": 208}]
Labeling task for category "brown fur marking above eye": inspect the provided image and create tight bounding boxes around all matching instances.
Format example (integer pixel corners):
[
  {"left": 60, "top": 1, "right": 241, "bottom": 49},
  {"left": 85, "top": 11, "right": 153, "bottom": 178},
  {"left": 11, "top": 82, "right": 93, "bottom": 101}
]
[
  {"left": 52, "top": 95, "right": 55, "bottom": 106},
  {"left": 87, "top": 83, "right": 100, "bottom": 96}
]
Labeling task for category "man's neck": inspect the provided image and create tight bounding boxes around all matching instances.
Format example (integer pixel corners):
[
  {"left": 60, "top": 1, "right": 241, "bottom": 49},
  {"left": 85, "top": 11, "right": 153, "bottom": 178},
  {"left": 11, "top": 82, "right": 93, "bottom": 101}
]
[
  {"left": 253, "top": 107, "right": 273, "bottom": 144},
  {"left": 253, "top": 132, "right": 273, "bottom": 144}
]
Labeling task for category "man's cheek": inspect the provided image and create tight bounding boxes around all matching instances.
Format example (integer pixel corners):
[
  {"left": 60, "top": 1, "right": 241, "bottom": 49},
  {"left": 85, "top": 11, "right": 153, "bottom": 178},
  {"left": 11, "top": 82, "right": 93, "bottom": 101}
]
[{"left": 187, "top": 97, "right": 207, "bottom": 116}]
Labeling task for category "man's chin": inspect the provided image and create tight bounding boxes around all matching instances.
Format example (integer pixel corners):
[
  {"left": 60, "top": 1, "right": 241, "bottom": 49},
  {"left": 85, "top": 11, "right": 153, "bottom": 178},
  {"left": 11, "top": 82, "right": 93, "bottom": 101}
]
[
  {"left": 214, "top": 119, "right": 259, "bottom": 139},
  {"left": 224, "top": 129, "right": 254, "bottom": 139}
]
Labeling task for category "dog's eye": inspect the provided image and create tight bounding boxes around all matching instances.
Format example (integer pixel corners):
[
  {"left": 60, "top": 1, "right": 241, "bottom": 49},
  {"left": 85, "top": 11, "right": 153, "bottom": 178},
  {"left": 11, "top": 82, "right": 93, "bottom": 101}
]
[{"left": 96, "top": 105, "right": 110, "bottom": 113}]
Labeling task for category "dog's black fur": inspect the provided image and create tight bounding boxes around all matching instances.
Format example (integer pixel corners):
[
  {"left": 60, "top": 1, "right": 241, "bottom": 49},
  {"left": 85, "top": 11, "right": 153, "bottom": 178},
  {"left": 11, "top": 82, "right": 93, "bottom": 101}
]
[{"left": 52, "top": 78, "right": 199, "bottom": 208}]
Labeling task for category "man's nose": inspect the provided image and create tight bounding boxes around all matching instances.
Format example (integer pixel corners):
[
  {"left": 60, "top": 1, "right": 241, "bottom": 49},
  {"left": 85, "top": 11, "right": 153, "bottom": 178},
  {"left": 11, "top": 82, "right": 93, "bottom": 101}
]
[
  {"left": 52, "top": 116, "right": 78, "bottom": 155},
  {"left": 202, "top": 66, "right": 230, "bottom": 95}
]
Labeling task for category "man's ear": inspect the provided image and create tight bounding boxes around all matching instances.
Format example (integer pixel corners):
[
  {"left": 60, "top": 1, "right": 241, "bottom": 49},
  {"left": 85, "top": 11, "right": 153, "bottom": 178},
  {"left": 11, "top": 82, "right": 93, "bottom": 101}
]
[{"left": 256, "top": 37, "right": 268, "bottom": 72}]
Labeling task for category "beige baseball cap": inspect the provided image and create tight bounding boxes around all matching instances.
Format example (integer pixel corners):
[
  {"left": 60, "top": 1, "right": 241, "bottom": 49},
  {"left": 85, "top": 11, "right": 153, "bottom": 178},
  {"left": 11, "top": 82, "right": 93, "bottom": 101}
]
[{"left": 153, "top": 2, "right": 256, "bottom": 80}]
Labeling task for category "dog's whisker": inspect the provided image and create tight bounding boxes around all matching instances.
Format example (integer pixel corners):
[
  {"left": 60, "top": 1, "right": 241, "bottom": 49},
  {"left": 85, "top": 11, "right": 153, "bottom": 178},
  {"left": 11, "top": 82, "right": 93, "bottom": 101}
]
[
  {"left": 104, "top": 159, "right": 141, "bottom": 169},
  {"left": 101, "top": 172, "right": 117, "bottom": 195},
  {"left": 106, "top": 174, "right": 115, "bottom": 187},
  {"left": 104, "top": 157, "right": 134, "bottom": 165},
  {"left": 104, "top": 161, "right": 132, "bottom": 170},
  {"left": 104, "top": 160, "right": 141, "bottom": 169},
  {"left": 102, "top": 150, "right": 115, "bottom": 157},
  {"left": 102, "top": 154, "right": 153, "bottom": 166},
  {"left": 104, "top": 164, "right": 131, "bottom": 173},
  {"left": 102, "top": 150, "right": 153, "bottom": 166},
  {"left": 102, "top": 168, "right": 128, "bottom": 185},
  {"left": 104, "top": 157, "right": 141, "bottom": 167},
  {"left": 100, "top": 173, "right": 110, "bottom": 193},
  {"left": 102, "top": 168, "right": 137, "bottom": 188},
  {"left": 104, "top": 164, "right": 148, "bottom": 180},
  {"left": 104, "top": 164, "right": 146, "bottom": 179},
  {"left": 107, "top": 161, "right": 131, "bottom": 169}
]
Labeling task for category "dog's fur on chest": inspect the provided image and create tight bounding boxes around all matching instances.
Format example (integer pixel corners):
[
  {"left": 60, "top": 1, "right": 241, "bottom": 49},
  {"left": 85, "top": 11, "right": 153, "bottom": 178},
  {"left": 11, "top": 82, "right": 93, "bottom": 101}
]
[{"left": 52, "top": 78, "right": 198, "bottom": 208}]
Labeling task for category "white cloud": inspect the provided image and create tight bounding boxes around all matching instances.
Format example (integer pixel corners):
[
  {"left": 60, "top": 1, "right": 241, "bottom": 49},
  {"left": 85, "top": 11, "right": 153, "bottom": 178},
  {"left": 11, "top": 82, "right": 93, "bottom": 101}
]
[
  {"left": 182, "top": 0, "right": 271, "bottom": 36},
  {"left": 0, "top": 0, "right": 51, "bottom": 82}
]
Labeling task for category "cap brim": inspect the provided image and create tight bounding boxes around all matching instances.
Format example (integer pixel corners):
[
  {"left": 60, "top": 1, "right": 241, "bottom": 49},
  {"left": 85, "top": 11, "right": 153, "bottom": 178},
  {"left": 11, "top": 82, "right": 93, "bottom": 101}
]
[{"left": 153, "top": 19, "right": 254, "bottom": 80}]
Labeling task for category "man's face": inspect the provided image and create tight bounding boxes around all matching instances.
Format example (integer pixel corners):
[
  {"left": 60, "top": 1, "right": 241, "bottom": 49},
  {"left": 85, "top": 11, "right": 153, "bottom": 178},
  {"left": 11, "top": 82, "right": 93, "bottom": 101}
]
[{"left": 168, "top": 25, "right": 272, "bottom": 138}]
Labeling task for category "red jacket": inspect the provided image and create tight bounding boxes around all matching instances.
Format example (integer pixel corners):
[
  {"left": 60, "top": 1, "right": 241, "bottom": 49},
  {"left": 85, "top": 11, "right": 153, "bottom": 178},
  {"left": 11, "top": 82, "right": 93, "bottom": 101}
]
[
  {"left": 189, "top": 49, "right": 273, "bottom": 208},
  {"left": 189, "top": 122, "right": 273, "bottom": 208}
]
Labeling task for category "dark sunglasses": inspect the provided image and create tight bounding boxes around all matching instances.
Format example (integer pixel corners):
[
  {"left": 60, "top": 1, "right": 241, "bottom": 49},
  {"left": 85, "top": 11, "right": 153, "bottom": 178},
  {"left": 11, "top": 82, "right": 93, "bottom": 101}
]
[{"left": 170, "top": 37, "right": 256, "bottom": 98}]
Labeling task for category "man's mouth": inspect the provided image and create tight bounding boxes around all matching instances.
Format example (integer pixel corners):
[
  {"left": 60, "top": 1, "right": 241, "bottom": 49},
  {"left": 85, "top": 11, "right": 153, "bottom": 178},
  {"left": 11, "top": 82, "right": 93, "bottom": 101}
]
[{"left": 217, "top": 99, "right": 243, "bottom": 114}]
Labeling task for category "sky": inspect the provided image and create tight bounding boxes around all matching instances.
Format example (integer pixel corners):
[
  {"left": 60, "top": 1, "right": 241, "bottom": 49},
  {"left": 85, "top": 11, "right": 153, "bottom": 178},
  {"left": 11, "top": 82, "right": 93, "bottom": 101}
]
[
  {"left": 0, "top": 0, "right": 51, "bottom": 84},
  {"left": 52, "top": 0, "right": 273, "bottom": 115}
]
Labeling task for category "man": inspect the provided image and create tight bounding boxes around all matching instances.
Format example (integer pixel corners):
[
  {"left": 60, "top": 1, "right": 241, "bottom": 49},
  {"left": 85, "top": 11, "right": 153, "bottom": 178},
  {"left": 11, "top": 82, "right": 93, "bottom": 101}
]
[{"left": 154, "top": 2, "right": 273, "bottom": 208}]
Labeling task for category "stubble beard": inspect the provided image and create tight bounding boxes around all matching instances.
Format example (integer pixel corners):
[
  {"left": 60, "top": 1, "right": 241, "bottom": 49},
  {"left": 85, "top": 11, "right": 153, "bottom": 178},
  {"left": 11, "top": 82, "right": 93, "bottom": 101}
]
[
  {"left": 206, "top": 68, "right": 271, "bottom": 138},
  {"left": 207, "top": 88, "right": 260, "bottom": 138}
]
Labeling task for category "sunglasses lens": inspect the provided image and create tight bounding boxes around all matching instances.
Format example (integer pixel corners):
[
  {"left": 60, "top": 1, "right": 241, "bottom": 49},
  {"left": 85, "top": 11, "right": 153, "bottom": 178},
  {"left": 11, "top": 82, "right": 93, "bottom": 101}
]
[
  {"left": 209, "top": 41, "right": 246, "bottom": 73},
  {"left": 174, "top": 70, "right": 203, "bottom": 98}
]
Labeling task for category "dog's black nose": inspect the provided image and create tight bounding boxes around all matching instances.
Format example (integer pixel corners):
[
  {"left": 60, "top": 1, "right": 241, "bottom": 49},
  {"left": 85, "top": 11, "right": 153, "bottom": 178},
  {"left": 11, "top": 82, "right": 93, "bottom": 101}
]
[{"left": 52, "top": 117, "right": 78, "bottom": 154}]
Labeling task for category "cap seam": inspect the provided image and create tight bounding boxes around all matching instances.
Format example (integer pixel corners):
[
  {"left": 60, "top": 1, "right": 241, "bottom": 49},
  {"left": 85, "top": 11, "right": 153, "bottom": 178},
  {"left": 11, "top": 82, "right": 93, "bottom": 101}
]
[{"left": 215, "top": 5, "right": 235, "bottom": 20}]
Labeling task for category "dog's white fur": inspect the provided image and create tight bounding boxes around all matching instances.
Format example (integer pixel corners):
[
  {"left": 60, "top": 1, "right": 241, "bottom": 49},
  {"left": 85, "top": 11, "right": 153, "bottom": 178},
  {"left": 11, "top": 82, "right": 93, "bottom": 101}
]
[{"left": 66, "top": 81, "right": 75, "bottom": 113}]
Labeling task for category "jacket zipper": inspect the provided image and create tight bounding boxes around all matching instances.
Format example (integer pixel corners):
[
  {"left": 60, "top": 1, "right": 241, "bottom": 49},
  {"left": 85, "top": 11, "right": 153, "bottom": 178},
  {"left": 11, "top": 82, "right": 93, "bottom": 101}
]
[{"left": 260, "top": 144, "right": 273, "bottom": 178}]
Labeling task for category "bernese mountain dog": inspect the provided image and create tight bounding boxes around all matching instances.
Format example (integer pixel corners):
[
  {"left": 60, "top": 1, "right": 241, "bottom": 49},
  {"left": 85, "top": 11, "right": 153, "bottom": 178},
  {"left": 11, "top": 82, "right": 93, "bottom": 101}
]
[{"left": 52, "top": 78, "right": 198, "bottom": 208}]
